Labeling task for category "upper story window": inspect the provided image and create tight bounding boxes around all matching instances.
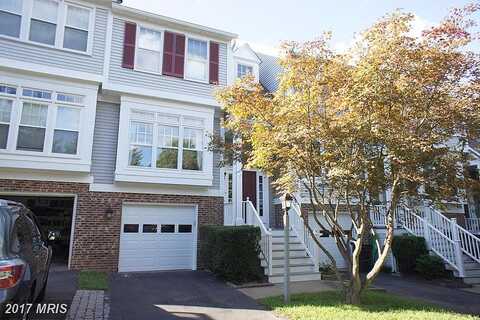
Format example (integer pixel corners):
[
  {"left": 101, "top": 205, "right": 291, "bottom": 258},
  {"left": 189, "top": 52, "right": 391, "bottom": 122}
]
[
  {"left": 136, "top": 27, "right": 162, "bottom": 73},
  {"left": 185, "top": 38, "right": 208, "bottom": 82},
  {"left": 64, "top": 4, "right": 90, "bottom": 51},
  {"left": 0, "top": 0, "right": 93, "bottom": 53},
  {"left": 0, "top": 83, "right": 85, "bottom": 155},
  {"left": 237, "top": 64, "right": 253, "bottom": 78},
  {"left": 0, "top": 0, "right": 23, "bottom": 38},
  {"left": 29, "top": 0, "right": 58, "bottom": 46},
  {"left": 128, "top": 110, "right": 205, "bottom": 172}
]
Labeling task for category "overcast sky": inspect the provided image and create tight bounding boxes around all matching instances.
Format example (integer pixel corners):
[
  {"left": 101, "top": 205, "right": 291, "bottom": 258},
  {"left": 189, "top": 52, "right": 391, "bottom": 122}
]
[{"left": 123, "top": 0, "right": 479, "bottom": 55}]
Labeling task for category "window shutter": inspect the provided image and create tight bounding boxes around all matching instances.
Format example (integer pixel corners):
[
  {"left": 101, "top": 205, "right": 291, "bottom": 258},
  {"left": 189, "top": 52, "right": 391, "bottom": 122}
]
[
  {"left": 122, "top": 22, "right": 137, "bottom": 69},
  {"left": 163, "top": 32, "right": 185, "bottom": 78},
  {"left": 209, "top": 42, "right": 219, "bottom": 84}
]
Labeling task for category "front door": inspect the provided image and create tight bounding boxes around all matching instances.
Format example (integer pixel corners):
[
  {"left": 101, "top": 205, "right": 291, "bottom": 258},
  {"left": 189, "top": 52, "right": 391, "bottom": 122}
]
[{"left": 242, "top": 171, "right": 257, "bottom": 208}]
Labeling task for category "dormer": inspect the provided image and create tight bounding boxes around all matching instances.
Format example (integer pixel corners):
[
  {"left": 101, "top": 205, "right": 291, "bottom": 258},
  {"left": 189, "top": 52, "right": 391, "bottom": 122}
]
[{"left": 232, "top": 43, "right": 261, "bottom": 83}]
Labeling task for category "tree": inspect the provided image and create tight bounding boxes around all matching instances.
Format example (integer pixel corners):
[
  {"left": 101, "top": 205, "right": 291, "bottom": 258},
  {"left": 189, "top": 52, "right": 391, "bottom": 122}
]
[{"left": 215, "top": 5, "right": 480, "bottom": 304}]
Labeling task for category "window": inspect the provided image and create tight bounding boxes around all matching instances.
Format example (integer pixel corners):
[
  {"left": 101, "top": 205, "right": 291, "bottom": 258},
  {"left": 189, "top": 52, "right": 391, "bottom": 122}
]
[
  {"left": 127, "top": 111, "right": 205, "bottom": 172},
  {"left": 182, "top": 128, "right": 203, "bottom": 171},
  {"left": 129, "top": 121, "right": 153, "bottom": 167},
  {"left": 160, "top": 224, "right": 175, "bottom": 233},
  {"left": 52, "top": 106, "right": 80, "bottom": 154},
  {"left": 29, "top": 0, "right": 58, "bottom": 45},
  {"left": 123, "top": 224, "right": 139, "bottom": 233},
  {"left": 258, "top": 175, "right": 264, "bottom": 216},
  {"left": 237, "top": 64, "right": 253, "bottom": 78},
  {"left": 63, "top": 4, "right": 90, "bottom": 52},
  {"left": 22, "top": 88, "right": 51, "bottom": 100},
  {"left": 0, "top": 0, "right": 22, "bottom": 38},
  {"left": 57, "top": 93, "right": 84, "bottom": 104},
  {"left": 186, "top": 38, "right": 208, "bottom": 82},
  {"left": 17, "top": 102, "right": 47, "bottom": 152},
  {"left": 156, "top": 125, "right": 178, "bottom": 169},
  {"left": 142, "top": 224, "right": 157, "bottom": 233},
  {"left": 0, "top": 99, "right": 12, "bottom": 149},
  {"left": 136, "top": 27, "right": 162, "bottom": 72},
  {"left": 0, "top": 85, "right": 17, "bottom": 95},
  {"left": 178, "top": 224, "right": 192, "bottom": 233}
]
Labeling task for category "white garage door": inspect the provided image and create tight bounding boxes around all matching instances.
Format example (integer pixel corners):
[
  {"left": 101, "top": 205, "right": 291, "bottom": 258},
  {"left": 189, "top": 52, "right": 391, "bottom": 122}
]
[{"left": 119, "top": 204, "right": 197, "bottom": 272}]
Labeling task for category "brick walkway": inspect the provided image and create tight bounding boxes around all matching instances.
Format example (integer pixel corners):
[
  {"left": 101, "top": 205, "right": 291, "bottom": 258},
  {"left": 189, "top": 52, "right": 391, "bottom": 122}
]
[{"left": 67, "top": 290, "right": 109, "bottom": 320}]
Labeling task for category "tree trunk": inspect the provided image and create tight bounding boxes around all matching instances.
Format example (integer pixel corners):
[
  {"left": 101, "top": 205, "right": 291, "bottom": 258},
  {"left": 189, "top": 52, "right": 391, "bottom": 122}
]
[{"left": 345, "top": 279, "right": 362, "bottom": 305}]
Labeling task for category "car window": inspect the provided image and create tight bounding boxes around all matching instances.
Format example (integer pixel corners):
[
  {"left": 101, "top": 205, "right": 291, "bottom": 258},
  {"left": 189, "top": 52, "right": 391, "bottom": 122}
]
[
  {"left": 28, "top": 212, "right": 46, "bottom": 242},
  {"left": 10, "top": 214, "right": 34, "bottom": 255}
]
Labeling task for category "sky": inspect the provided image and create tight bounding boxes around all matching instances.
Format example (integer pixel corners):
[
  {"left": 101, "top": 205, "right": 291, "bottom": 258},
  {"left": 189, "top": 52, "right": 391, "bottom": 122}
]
[{"left": 123, "top": 0, "right": 478, "bottom": 55}]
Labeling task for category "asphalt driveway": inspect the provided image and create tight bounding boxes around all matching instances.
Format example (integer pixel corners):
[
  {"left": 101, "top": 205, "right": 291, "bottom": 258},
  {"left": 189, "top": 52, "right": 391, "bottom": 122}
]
[{"left": 109, "top": 271, "right": 279, "bottom": 320}]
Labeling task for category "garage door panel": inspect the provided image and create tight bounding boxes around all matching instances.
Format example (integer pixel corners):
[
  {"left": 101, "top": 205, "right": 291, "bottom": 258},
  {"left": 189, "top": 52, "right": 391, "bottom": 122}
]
[{"left": 119, "top": 204, "right": 197, "bottom": 272}]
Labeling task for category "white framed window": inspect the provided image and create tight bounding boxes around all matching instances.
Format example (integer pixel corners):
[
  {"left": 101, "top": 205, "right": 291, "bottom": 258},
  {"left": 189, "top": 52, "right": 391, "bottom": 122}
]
[
  {"left": 29, "top": 0, "right": 58, "bottom": 46},
  {"left": 0, "top": 82, "right": 86, "bottom": 156},
  {"left": 63, "top": 4, "right": 90, "bottom": 52},
  {"left": 136, "top": 26, "right": 162, "bottom": 73},
  {"left": 127, "top": 111, "right": 205, "bottom": 172},
  {"left": 185, "top": 38, "right": 208, "bottom": 82},
  {"left": 0, "top": 0, "right": 94, "bottom": 53},
  {"left": 237, "top": 64, "right": 253, "bottom": 78},
  {"left": 17, "top": 102, "right": 48, "bottom": 152},
  {"left": 0, "top": 0, "right": 23, "bottom": 38},
  {"left": 52, "top": 106, "right": 80, "bottom": 154}
]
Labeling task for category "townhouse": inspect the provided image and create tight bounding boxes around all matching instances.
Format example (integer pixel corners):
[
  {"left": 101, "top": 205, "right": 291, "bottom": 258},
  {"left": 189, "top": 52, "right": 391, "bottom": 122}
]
[{"left": 0, "top": 0, "right": 263, "bottom": 273}]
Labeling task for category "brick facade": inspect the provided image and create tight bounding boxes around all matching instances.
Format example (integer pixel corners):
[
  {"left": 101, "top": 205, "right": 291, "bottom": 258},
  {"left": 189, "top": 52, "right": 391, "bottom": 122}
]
[{"left": 0, "top": 179, "right": 223, "bottom": 271}]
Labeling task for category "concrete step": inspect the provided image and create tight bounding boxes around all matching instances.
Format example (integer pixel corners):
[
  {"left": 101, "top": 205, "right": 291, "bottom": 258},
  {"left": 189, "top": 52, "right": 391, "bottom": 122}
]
[
  {"left": 268, "top": 264, "right": 316, "bottom": 275},
  {"left": 463, "top": 276, "right": 480, "bottom": 285},
  {"left": 270, "top": 256, "right": 313, "bottom": 266},
  {"left": 272, "top": 242, "right": 305, "bottom": 250},
  {"left": 268, "top": 271, "right": 322, "bottom": 284},
  {"left": 464, "top": 262, "right": 480, "bottom": 271},
  {"left": 272, "top": 248, "right": 309, "bottom": 258},
  {"left": 465, "top": 269, "right": 480, "bottom": 277}
]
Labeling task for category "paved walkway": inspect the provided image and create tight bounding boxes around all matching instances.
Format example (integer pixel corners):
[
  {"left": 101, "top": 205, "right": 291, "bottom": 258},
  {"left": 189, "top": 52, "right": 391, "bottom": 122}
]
[
  {"left": 375, "top": 274, "right": 480, "bottom": 315},
  {"left": 240, "top": 280, "right": 340, "bottom": 299},
  {"left": 109, "top": 271, "right": 279, "bottom": 320},
  {"left": 66, "top": 290, "right": 109, "bottom": 320}
]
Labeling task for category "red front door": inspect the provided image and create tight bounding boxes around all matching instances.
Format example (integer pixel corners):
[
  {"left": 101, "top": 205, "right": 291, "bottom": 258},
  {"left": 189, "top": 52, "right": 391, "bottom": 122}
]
[{"left": 242, "top": 171, "right": 257, "bottom": 208}]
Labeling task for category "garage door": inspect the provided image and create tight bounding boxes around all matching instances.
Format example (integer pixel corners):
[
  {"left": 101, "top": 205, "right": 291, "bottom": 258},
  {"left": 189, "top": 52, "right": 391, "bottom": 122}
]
[{"left": 119, "top": 204, "right": 197, "bottom": 272}]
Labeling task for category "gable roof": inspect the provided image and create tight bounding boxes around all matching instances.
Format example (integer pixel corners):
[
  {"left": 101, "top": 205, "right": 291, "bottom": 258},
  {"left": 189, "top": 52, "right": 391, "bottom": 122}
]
[
  {"left": 233, "top": 43, "right": 261, "bottom": 64},
  {"left": 256, "top": 52, "right": 282, "bottom": 93}
]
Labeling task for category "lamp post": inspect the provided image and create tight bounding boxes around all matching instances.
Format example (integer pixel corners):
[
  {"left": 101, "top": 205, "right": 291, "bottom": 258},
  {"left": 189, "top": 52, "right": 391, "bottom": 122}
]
[{"left": 281, "top": 193, "right": 293, "bottom": 304}]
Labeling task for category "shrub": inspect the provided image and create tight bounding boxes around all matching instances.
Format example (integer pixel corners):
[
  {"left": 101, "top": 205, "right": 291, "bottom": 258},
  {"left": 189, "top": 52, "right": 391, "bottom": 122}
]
[
  {"left": 200, "top": 225, "right": 264, "bottom": 284},
  {"left": 415, "top": 254, "right": 448, "bottom": 279},
  {"left": 392, "top": 235, "right": 428, "bottom": 273}
]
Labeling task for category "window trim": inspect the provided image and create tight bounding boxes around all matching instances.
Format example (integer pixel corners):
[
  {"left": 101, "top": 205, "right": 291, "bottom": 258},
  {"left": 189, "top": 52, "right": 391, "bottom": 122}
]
[
  {"left": 0, "top": 0, "right": 95, "bottom": 55},
  {"left": 184, "top": 36, "right": 210, "bottom": 84},
  {"left": 134, "top": 24, "right": 164, "bottom": 75}
]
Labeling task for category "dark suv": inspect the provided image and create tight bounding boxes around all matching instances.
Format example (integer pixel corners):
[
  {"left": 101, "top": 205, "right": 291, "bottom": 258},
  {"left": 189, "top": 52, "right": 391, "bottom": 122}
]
[{"left": 0, "top": 200, "right": 52, "bottom": 319}]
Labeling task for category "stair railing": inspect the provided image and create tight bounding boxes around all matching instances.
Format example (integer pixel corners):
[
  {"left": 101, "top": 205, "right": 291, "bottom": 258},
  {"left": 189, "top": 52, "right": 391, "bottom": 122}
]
[
  {"left": 241, "top": 200, "right": 273, "bottom": 276},
  {"left": 289, "top": 200, "right": 319, "bottom": 270},
  {"left": 465, "top": 218, "right": 480, "bottom": 234}
]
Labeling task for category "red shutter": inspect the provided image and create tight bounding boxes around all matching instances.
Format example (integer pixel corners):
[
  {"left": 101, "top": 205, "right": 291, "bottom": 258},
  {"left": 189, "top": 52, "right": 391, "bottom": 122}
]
[
  {"left": 163, "top": 32, "right": 185, "bottom": 78},
  {"left": 209, "top": 42, "right": 219, "bottom": 84},
  {"left": 122, "top": 22, "right": 137, "bottom": 69}
]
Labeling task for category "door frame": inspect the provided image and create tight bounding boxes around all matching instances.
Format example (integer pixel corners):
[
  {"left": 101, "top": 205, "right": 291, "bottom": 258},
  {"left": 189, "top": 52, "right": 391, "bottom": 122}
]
[{"left": 119, "top": 202, "right": 199, "bottom": 271}]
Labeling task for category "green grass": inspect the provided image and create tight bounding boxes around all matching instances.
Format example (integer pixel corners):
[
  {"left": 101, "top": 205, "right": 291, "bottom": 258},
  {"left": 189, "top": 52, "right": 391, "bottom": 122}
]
[
  {"left": 261, "top": 291, "right": 479, "bottom": 320},
  {"left": 78, "top": 271, "right": 109, "bottom": 290}
]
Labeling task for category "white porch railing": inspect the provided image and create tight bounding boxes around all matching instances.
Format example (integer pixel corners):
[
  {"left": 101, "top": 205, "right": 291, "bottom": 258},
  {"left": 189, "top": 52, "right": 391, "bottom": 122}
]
[
  {"left": 466, "top": 218, "right": 480, "bottom": 234},
  {"left": 241, "top": 200, "right": 273, "bottom": 276},
  {"left": 289, "top": 201, "right": 319, "bottom": 270}
]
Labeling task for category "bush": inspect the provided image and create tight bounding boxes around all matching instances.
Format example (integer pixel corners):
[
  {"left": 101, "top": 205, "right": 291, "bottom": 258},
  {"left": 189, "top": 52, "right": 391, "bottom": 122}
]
[
  {"left": 392, "top": 235, "right": 428, "bottom": 273},
  {"left": 200, "top": 225, "right": 264, "bottom": 284},
  {"left": 415, "top": 254, "right": 448, "bottom": 279}
]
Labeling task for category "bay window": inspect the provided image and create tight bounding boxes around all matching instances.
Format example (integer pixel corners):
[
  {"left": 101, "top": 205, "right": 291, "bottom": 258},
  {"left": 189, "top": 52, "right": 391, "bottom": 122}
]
[
  {"left": 127, "top": 111, "right": 205, "bottom": 172},
  {"left": 0, "top": 0, "right": 22, "bottom": 38},
  {"left": 0, "top": 82, "right": 86, "bottom": 156},
  {"left": 136, "top": 27, "right": 162, "bottom": 73},
  {"left": 29, "top": 0, "right": 58, "bottom": 45},
  {"left": 63, "top": 4, "right": 90, "bottom": 52},
  {"left": 185, "top": 38, "right": 208, "bottom": 82}
]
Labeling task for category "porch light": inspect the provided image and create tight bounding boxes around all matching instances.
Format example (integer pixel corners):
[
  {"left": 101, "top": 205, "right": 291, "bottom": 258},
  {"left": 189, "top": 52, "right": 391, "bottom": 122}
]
[{"left": 281, "top": 193, "right": 293, "bottom": 210}]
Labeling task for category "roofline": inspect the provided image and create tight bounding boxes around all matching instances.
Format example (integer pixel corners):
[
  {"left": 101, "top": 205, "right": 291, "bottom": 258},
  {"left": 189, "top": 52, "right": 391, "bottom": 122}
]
[{"left": 112, "top": 3, "right": 238, "bottom": 42}]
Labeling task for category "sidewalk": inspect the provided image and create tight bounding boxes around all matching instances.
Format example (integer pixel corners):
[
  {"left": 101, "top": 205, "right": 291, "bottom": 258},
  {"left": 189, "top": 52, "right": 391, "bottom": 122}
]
[{"left": 239, "top": 280, "right": 340, "bottom": 299}]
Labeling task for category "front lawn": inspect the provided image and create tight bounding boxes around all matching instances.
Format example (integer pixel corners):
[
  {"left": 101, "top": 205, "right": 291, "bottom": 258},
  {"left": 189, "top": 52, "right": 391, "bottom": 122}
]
[
  {"left": 261, "top": 291, "right": 478, "bottom": 320},
  {"left": 78, "top": 271, "right": 109, "bottom": 290}
]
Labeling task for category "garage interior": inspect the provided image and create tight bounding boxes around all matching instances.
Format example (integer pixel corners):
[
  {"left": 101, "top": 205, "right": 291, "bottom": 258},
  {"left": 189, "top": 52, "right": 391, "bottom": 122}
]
[{"left": 0, "top": 195, "right": 74, "bottom": 266}]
